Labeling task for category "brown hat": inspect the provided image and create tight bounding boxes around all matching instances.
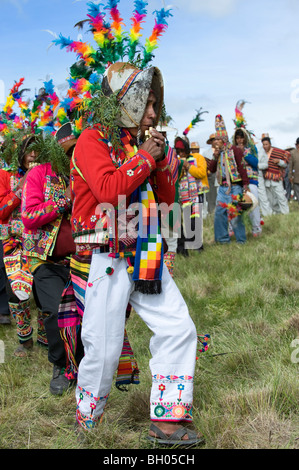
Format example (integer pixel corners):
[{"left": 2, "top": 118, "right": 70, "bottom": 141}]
[
  {"left": 190, "top": 141, "right": 200, "bottom": 150},
  {"left": 206, "top": 134, "right": 215, "bottom": 145}
]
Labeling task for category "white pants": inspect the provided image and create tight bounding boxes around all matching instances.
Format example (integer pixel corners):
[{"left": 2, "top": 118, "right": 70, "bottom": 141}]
[
  {"left": 258, "top": 174, "right": 272, "bottom": 216},
  {"left": 76, "top": 250, "right": 197, "bottom": 427},
  {"left": 265, "top": 180, "right": 289, "bottom": 215},
  {"left": 248, "top": 184, "right": 262, "bottom": 234}
]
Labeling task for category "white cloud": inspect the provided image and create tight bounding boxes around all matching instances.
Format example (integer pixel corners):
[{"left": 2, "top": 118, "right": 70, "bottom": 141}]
[{"left": 2, "top": 0, "right": 29, "bottom": 15}]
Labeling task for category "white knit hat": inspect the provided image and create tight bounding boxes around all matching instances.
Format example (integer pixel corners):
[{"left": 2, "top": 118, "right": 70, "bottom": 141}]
[{"left": 102, "top": 62, "right": 164, "bottom": 129}]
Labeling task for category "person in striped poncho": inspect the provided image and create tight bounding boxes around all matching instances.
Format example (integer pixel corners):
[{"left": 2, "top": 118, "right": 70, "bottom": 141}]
[{"left": 261, "top": 137, "right": 290, "bottom": 215}]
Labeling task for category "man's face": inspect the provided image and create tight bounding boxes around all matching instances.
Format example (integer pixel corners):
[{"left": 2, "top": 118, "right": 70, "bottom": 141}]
[
  {"left": 262, "top": 140, "right": 271, "bottom": 153},
  {"left": 139, "top": 92, "right": 157, "bottom": 138},
  {"left": 23, "top": 150, "right": 37, "bottom": 170},
  {"left": 214, "top": 138, "right": 224, "bottom": 150},
  {"left": 236, "top": 135, "right": 245, "bottom": 146},
  {"left": 176, "top": 148, "right": 187, "bottom": 159}
]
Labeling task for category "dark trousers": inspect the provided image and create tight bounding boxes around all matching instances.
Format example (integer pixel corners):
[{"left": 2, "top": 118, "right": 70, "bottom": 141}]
[
  {"left": 0, "top": 242, "right": 9, "bottom": 316},
  {"left": 177, "top": 195, "right": 204, "bottom": 255},
  {"left": 0, "top": 267, "right": 9, "bottom": 316},
  {"left": 33, "top": 263, "right": 70, "bottom": 368}
]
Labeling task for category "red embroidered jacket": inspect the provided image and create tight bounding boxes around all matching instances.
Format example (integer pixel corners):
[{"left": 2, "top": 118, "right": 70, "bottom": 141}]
[
  {"left": 0, "top": 169, "right": 22, "bottom": 224},
  {"left": 71, "top": 127, "right": 175, "bottom": 239},
  {"left": 0, "top": 169, "right": 23, "bottom": 239}
]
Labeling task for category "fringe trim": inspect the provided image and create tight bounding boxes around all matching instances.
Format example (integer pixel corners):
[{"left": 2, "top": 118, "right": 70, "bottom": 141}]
[{"left": 134, "top": 280, "right": 162, "bottom": 295}]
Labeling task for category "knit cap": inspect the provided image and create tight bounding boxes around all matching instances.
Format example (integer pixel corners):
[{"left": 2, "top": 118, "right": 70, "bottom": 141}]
[{"left": 101, "top": 62, "right": 164, "bottom": 129}]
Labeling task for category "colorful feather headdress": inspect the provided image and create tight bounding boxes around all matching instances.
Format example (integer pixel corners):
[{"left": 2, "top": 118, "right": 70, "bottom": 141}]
[
  {"left": 0, "top": 77, "right": 61, "bottom": 139},
  {"left": 53, "top": 1, "right": 172, "bottom": 71},
  {"left": 233, "top": 100, "right": 248, "bottom": 130},
  {"left": 183, "top": 108, "right": 208, "bottom": 136},
  {"left": 51, "top": 0, "right": 173, "bottom": 137},
  {"left": 0, "top": 77, "right": 65, "bottom": 170},
  {"left": 232, "top": 100, "right": 257, "bottom": 150}
]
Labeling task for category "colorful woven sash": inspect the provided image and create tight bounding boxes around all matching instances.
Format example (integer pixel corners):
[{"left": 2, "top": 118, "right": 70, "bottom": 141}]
[
  {"left": 179, "top": 157, "right": 200, "bottom": 218},
  {"left": 132, "top": 180, "right": 163, "bottom": 294},
  {"left": 217, "top": 146, "right": 242, "bottom": 185}
]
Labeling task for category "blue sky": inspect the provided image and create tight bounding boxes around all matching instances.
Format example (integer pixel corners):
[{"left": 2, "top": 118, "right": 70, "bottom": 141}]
[{"left": 1, "top": 0, "right": 299, "bottom": 151}]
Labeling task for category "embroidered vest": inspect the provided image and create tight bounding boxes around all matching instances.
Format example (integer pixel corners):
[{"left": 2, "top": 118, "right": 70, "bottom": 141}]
[{"left": 243, "top": 148, "right": 258, "bottom": 183}]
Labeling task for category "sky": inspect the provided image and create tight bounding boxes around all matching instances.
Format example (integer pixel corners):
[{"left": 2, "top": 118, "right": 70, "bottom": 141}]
[{"left": 1, "top": 0, "right": 299, "bottom": 151}]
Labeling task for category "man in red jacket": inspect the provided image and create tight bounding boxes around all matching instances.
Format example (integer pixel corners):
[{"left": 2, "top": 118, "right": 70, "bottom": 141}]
[{"left": 71, "top": 62, "right": 202, "bottom": 446}]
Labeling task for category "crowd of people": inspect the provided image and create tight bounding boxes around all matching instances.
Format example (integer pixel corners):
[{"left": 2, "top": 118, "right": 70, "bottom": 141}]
[
  {"left": 161, "top": 110, "right": 297, "bottom": 275},
  {"left": 0, "top": 0, "right": 298, "bottom": 448}
]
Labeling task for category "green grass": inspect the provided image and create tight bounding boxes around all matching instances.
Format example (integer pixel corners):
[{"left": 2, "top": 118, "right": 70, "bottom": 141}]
[{"left": 0, "top": 203, "right": 299, "bottom": 449}]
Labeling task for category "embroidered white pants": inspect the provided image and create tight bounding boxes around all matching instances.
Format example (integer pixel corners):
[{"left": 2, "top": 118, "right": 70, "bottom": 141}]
[{"left": 76, "top": 250, "right": 197, "bottom": 428}]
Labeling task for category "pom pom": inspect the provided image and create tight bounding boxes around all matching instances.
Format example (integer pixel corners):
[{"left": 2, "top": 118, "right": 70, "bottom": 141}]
[
  {"left": 127, "top": 266, "right": 134, "bottom": 274},
  {"left": 106, "top": 267, "right": 114, "bottom": 275},
  {"left": 88, "top": 282, "right": 93, "bottom": 287}
]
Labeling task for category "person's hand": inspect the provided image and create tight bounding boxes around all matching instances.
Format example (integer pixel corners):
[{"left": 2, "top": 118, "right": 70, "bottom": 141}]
[
  {"left": 214, "top": 146, "right": 221, "bottom": 159},
  {"left": 243, "top": 185, "right": 249, "bottom": 193},
  {"left": 182, "top": 160, "right": 191, "bottom": 171},
  {"left": 17, "top": 175, "right": 27, "bottom": 190},
  {"left": 140, "top": 129, "right": 165, "bottom": 161},
  {"left": 64, "top": 185, "right": 71, "bottom": 200},
  {"left": 272, "top": 158, "right": 280, "bottom": 165}
]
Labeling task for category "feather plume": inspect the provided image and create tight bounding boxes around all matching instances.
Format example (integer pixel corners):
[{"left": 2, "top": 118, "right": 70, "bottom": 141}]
[
  {"left": 142, "top": 7, "right": 172, "bottom": 67},
  {"left": 183, "top": 108, "right": 208, "bottom": 136},
  {"left": 234, "top": 100, "right": 248, "bottom": 129}
]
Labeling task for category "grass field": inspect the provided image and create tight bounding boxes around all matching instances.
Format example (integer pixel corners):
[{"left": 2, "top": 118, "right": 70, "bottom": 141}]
[{"left": 0, "top": 203, "right": 298, "bottom": 449}]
